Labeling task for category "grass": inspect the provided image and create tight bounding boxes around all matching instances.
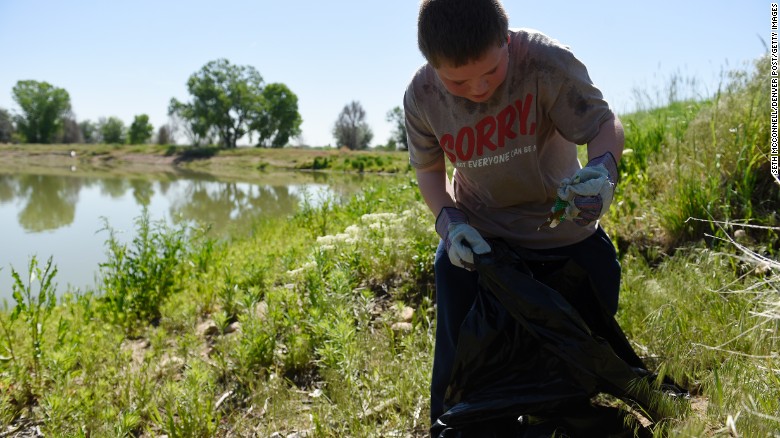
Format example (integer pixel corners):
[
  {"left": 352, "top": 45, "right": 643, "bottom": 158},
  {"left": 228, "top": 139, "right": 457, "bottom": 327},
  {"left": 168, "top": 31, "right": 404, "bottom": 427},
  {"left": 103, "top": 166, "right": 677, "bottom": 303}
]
[
  {"left": 605, "top": 55, "right": 778, "bottom": 257},
  {"left": 0, "top": 55, "right": 778, "bottom": 436}
]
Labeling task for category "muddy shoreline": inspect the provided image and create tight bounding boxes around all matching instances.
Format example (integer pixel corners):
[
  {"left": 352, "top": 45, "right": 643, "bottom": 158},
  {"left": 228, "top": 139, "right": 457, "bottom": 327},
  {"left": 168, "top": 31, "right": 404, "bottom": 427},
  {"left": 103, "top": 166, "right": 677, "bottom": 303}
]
[{"left": 0, "top": 144, "right": 410, "bottom": 183}]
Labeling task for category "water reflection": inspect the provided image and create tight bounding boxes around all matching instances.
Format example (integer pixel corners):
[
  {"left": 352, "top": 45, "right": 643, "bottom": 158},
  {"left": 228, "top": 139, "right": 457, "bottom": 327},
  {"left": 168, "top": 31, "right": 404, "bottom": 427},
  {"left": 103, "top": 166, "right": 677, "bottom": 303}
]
[
  {"left": 13, "top": 174, "right": 80, "bottom": 232},
  {"left": 1, "top": 172, "right": 364, "bottom": 234},
  {"left": 0, "top": 169, "right": 373, "bottom": 297}
]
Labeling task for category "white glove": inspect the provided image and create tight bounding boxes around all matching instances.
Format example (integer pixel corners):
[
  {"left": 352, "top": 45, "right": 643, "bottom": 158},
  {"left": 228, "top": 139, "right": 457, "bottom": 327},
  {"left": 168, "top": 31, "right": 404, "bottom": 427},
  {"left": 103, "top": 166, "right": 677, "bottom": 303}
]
[
  {"left": 556, "top": 152, "right": 618, "bottom": 226},
  {"left": 446, "top": 222, "right": 491, "bottom": 269},
  {"left": 435, "top": 207, "right": 491, "bottom": 270}
]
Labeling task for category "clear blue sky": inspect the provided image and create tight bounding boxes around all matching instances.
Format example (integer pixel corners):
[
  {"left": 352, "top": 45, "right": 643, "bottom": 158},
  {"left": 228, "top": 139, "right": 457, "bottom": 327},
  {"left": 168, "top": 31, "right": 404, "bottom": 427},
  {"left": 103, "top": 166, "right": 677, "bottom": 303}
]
[{"left": 0, "top": 1, "right": 766, "bottom": 147}]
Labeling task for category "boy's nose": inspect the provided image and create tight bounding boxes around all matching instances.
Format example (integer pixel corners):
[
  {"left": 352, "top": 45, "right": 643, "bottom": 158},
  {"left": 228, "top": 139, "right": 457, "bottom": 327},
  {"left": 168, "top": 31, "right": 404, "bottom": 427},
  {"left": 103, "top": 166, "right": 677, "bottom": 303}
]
[{"left": 472, "top": 79, "right": 489, "bottom": 94}]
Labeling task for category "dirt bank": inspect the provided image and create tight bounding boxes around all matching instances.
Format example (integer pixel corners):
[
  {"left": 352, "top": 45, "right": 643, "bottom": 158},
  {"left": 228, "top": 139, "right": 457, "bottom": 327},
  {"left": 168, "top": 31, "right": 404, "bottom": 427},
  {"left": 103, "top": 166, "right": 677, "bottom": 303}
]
[{"left": 0, "top": 144, "right": 409, "bottom": 179}]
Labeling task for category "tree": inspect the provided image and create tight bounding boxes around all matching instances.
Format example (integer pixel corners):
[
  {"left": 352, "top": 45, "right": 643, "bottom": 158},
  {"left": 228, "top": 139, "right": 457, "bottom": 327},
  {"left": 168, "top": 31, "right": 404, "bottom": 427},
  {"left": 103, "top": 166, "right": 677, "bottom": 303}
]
[
  {"left": 59, "top": 114, "right": 83, "bottom": 144},
  {"left": 169, "top": 59, "right": 264, "bottom": 148},
  {"left": 162, "top": 116, "right": 180, "bottom": 144},
  {"left": 156, "top": 124, "right": 174, "bottom": 145},
  {"left": 79, "top": 120, "right": 97, "bottom": 143},
  {"left": 98, "top": 117, "right": 126, "bottom": 144},
  {"left": 332, "top": 101, "right": 373, "bottom": 150},
  {"left": 128, "top": 114, "right": 154, "bottom": 144},
  {"left": 252, "top": 83, "right": 302, "bottom": 148},
  {"left": 12, "top": 80, "right": 71, "bottom": 143},
  {"left": 386, "top": 106, "right": 408, "bottom": 150},
  {"left": 168, "top": 111, "right": 210, "bottom": 146},
  {"left": 169, "top": 59, "right": 303, "bottom": 149},
  {"left": 0, "top": 108, "right": 14, "bottom": 143}
]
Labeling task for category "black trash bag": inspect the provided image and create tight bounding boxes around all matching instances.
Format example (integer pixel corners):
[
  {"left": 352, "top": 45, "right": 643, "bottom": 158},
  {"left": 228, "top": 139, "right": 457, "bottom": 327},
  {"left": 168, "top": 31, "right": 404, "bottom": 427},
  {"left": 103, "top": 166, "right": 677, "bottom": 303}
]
[
  {"left": 432, "top": 240, "right": 688, "bottom": 438},
  {"left": 435, "top": 403, "right": 647, "bottom": 438}
]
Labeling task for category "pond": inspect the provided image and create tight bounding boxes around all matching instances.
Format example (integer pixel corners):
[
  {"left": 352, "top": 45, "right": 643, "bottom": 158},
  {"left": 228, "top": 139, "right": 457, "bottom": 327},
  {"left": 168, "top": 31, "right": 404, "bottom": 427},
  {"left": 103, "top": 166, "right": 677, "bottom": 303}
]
[{"left": 0, "top": 168, "right": 374, "bottom": 300}]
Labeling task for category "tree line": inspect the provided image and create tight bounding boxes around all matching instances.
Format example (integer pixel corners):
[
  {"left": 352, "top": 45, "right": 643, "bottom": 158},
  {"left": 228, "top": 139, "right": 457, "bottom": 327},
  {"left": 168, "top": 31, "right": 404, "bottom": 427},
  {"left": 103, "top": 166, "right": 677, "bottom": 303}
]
[{"left": 0, "top": 59, "right": 408, "bottom": 150}]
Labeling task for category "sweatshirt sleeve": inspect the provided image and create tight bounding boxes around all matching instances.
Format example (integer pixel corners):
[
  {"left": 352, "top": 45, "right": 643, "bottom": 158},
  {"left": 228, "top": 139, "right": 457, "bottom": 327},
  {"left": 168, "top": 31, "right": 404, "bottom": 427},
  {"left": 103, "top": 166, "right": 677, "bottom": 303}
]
[
  {"left": 403, "top": 80, "right": 442, "bottom": 169},
  {"left": 535, "top": 36, "right": 613, "bottom": 145}
]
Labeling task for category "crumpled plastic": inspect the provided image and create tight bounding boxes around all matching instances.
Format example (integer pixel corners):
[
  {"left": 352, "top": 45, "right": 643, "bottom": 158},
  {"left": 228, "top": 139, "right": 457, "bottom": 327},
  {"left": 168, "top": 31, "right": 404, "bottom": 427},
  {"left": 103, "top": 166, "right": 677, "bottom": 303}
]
[{"left": 432, "top": 240, "right": 688, "bottom": 438}]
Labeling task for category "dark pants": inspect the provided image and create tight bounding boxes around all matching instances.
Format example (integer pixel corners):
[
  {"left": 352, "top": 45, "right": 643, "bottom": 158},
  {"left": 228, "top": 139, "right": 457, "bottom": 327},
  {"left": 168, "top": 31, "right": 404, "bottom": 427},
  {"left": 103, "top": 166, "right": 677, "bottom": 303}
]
[{"left": 429, "top": 227, "right": 621, "bottom": 424}]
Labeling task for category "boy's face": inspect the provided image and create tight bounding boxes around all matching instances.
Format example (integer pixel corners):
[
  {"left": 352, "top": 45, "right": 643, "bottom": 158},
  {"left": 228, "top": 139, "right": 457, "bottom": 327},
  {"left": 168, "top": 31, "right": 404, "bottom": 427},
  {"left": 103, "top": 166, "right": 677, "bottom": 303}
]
[{"left": 434, "top": 42, "right": 509, "bottom": 103}]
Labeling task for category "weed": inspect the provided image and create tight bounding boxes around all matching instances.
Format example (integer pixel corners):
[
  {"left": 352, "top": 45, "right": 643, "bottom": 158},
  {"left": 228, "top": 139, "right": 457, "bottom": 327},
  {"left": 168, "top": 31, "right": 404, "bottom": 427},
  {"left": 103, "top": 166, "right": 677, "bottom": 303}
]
[
  {"left": 97, "top": 210, "right": 187, "bottom": 335},
  {"left": 0, "top": 256, "right": 58, "bottom": 409},
  {"left": 217, "top": 267, "right": 240, "bottom": 324},
  {"left": 152, "top": 361, "right": 221, "bottom": 437}
]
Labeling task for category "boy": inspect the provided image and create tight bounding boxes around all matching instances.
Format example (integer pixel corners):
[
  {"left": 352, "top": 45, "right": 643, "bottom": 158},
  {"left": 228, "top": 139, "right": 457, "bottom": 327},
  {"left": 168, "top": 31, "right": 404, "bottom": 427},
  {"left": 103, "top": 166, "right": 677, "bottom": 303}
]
[{"left": 403, "top": 0, "right": 625, "bottom": 426}]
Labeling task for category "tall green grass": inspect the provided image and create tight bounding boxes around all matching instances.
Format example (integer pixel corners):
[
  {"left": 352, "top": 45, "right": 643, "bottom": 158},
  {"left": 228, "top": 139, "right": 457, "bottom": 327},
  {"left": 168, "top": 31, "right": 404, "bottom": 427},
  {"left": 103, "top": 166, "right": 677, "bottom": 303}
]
[
  {"left": 608, "top": 55, "right": 778, "bottom": 255},
  {"left": 619, "top": 243, "right": 779, "bottom": 437}
]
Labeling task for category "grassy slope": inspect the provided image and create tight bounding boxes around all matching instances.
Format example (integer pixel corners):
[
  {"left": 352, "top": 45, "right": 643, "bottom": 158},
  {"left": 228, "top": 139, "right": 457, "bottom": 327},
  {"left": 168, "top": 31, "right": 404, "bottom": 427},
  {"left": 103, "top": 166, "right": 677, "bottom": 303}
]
[{"left": 0, "top": 57, "right": 778, "bottom": 437}]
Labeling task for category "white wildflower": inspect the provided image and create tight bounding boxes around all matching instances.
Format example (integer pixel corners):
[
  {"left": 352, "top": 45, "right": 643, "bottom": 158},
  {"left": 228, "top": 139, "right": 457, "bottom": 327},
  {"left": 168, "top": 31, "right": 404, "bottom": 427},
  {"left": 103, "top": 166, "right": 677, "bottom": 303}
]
[
  {"left": 334, "top": 233, "right": 351, "bottom": 242},
  {"left": 361, "top": 212, "right": 397, "bottom": 224},
  {"left": 317, "top": 235, "right": 337, "bottom": 245},
  {"left": 286, "top": 261, "right": 317, "bottom": 277}
]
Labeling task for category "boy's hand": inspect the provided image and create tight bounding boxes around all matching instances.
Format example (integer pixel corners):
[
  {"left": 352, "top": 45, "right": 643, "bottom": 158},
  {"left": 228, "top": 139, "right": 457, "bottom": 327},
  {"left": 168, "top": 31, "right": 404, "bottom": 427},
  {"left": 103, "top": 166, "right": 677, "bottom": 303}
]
[
  {"left": 436, "top": 207, "right": 491, "bottom": 270},
  {"left": 555, "top": 152, "right": 618, "bottom": 226}
]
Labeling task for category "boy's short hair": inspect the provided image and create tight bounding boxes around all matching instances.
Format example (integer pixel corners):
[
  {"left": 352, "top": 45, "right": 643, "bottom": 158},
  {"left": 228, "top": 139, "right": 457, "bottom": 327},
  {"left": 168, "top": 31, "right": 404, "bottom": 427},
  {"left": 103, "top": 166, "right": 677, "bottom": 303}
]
[{"left": 417, "top": 0, "right": 509, "bottom": 68}]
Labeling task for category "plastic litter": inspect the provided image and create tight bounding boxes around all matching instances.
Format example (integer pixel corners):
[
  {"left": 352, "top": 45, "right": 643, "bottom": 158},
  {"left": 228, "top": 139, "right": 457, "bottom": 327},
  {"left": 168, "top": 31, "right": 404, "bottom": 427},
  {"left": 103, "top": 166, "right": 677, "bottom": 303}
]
[{"left": 432, "top": 240, "right": 688, "bottom": 438}]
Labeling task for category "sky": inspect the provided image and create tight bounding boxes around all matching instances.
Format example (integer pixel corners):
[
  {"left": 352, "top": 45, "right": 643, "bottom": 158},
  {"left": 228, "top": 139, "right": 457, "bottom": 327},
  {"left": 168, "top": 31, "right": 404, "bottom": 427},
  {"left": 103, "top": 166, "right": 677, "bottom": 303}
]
[{"left": 0, "top": 1, "right": 767, "bottom": 148}]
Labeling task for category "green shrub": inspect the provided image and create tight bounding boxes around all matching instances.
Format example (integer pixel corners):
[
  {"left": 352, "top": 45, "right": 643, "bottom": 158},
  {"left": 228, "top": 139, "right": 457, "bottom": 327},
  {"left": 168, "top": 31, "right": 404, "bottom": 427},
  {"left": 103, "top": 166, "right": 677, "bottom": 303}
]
[
  {"left": 0, "top": 256, "right": 58, "bottom": 408},
  {"left": 98, "top": 210, "right": 187, "bottom": 335},
  {"left": 312, "top": 156, "right": 331, "bottom": 170}
]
